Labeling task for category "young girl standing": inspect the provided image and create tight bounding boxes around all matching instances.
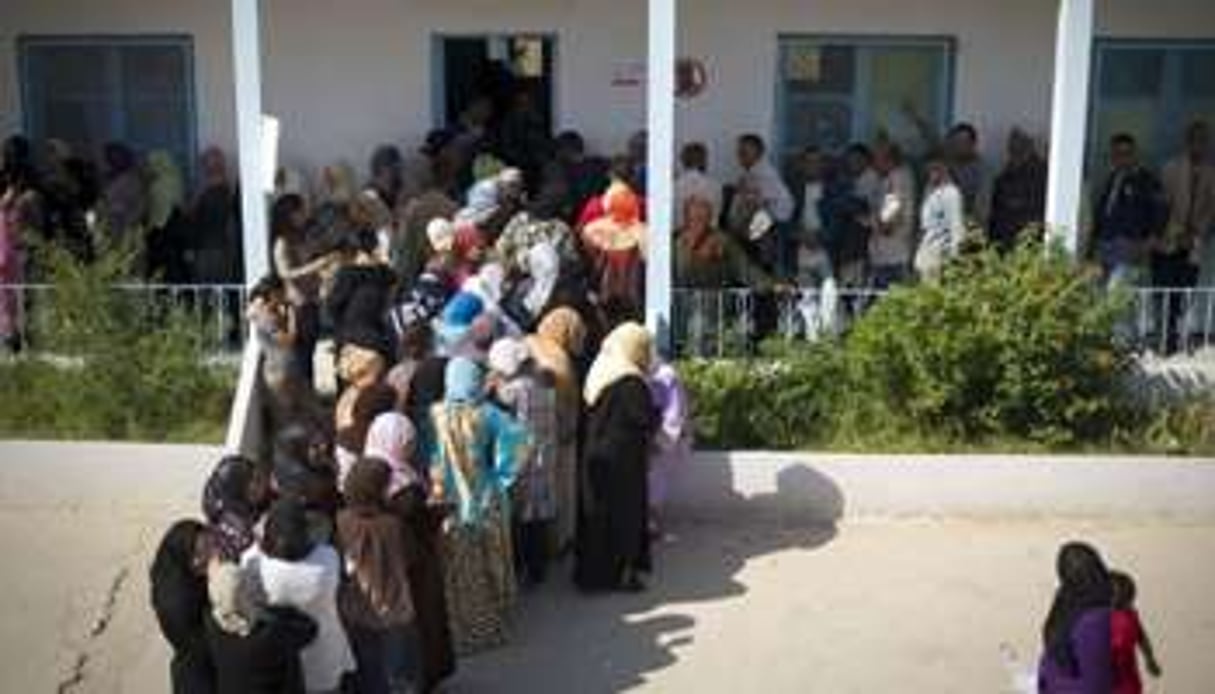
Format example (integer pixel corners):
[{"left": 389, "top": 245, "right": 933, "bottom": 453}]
[{"left": 1110, "top": 570, "right": 1163, "bottom": 694}]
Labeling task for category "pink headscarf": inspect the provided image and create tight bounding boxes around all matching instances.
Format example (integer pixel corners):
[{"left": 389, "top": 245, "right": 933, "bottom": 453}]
[{"left": 364, "top": 412, "right": 420, "bottom": 497}]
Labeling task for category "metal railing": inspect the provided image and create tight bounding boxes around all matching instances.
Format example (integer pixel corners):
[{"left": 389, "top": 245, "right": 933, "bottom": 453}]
[
  {"left": 0, "top": 283, "right": 249, "bottom": 355},
  {"left": 673, "top": 286, "right": 1215, "bottom": 359},
  {"left": 4, "top": 282, "right": 1215, "bottom": 361}
]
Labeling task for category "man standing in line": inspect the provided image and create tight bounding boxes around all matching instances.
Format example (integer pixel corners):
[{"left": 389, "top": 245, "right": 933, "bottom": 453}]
[{"left": 1157, "top": 121, "right": 1215, "bottom": 352}]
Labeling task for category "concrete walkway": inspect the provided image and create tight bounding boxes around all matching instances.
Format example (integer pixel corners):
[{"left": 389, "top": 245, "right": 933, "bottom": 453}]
[{"left": 2, "top": 442, "right": 1213, "bottom": 693}]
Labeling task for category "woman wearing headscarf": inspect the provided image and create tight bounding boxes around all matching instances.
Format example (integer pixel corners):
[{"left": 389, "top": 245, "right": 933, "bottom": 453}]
[
  {"left": 202, "top": 456, "right": 272, "bottom": 562},
  {"left": 243, "top": 499, "right": 355, "bottom": 693},
  {"left": 364, "top": 412, "right": 456, "bottom": 692},
  {"left": 337, "top": 458, "right": 419, "bottom": 694},
  {"left": 488, "top": 337, "right": 558, "bottom": 585},
  {"left": 526, "top": 307, "right": 587, "bottom": 552},
  {"left": 397, "top": 192, "right": 459, "bottom": 288},
  {"left": 150, "top": 520, "right": 216, "bottom": 694},
  {"left": 576, "top": 322, "right": 659, "bottom": 592},
  {"left": 428, "top": 357, "right": 530, "bottom": 654},
  {"left": 327, "top": 222, "right": 397, "bottom": 361},
  {"left": 334, "top": 345, "right": 397, "bottom": 488},
  {"left": 1038, "top": 541, "right": 1114, "bottom": 694},
  {"left": 205, "top": 562, "right": 318, "bottom": 694},
  {"left": 435, "top": 291, "right": 486, "bottom": 360},
  {"left": 580, "top": 181, "right": 647, "bottom": 312},
  {"left": 144, "top": 150, "right": 186, "bottom": 280}
]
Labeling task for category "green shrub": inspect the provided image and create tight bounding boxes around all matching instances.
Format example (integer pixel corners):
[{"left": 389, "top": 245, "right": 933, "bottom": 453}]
[
  {"left": 0, "top": 236, "right": 235, "bottom": 442},
  {"left": 680, "top": 342, "right": 849, "bottom": 450},
  {"left": 845, "top": 242, "right": 1133, "bottom": 446},
  {"left": 679, "top": 240, "right": 1188, "bottom": 453}
]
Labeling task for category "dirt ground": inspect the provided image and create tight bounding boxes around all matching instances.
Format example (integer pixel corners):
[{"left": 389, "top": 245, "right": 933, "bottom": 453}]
[{"left": 1, "top": 442, "right": 1213, "bottom": 693}]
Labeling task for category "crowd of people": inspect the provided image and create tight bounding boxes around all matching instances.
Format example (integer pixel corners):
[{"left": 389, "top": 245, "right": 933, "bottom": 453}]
[
  {"left": 3, "top": 102, "right": 1214, "bottom": 355},
  {"left": 144, "top": 99, "right": 696, "bottom": 692},
  {"left": 4, "top": 97, "right": 1200, "bottom": 690}
]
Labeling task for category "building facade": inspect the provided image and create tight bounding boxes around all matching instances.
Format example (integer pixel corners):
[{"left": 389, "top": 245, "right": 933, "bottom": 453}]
[{"left": 3, "top": 0, "right": 1214, "bottom": 181}]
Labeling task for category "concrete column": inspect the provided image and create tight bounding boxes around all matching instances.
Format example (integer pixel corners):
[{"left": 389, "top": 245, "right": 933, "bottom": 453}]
[
  {"left": 226, "top": 0, "right": 268, "bottom": 454},
  {"left": 646, "top": 0, "right": 676, "bottom": 341},
  {"left": 231, "top": 0, "right": 269, "bottom": 284},
  {"left": 1045, "top": 0, "right": 1095, "bottom": 257}
]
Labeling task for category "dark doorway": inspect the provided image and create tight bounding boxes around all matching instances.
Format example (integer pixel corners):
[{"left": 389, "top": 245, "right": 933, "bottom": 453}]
[{"left": 437, "top": 34, "right": 556, "bottom": 134}]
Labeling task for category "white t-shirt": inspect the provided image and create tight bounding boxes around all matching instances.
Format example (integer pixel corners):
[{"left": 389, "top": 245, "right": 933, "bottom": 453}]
[{"left": 242, "top": 543, "right": 355, "bottom": 692}]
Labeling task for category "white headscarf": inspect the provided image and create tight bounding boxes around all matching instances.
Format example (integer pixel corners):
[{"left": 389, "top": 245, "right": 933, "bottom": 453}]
[
  {"left": 427, "top": 217, "right": 456, "bottom": 254},
  {"left": 364, "top": 412, "right": 421, "bottom": 497},
  {"left": 488, "top": 337, "right": 532, "bottom": 379},
  {"left": 522, "top": 242, "right": 560, "bottom": 317},
  {"left": 584, "top": 322, "right": 654, "bottom": 406}
]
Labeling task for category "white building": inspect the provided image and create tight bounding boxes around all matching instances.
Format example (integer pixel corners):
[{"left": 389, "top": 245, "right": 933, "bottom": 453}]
[
  {"left": 4, "top": 0, "right": 1213, "bottom": 176},
  {"left": 3, "top": 0, "right": 1215, "bottom": 324}
]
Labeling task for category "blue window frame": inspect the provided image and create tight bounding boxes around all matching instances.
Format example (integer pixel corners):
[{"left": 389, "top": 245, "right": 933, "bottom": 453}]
[
  {"left": 19, "top": 35, "right": 197, "bottom": 177},
  {"left": 1089, "top": 39, "right": 1215, "bottom": 170},
  {"left": 776, "top": 35, "right": 955, "bottom": 161}
]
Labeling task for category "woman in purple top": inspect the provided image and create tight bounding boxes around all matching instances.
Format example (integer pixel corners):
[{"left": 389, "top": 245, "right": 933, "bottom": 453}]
[{"left": 1038, "top": 541, "right": 1113, "bottom": 694}]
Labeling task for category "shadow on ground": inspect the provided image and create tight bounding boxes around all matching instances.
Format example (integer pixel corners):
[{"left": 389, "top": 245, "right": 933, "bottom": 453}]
[{"left": 454, "top": 462, "right": 843, "bottom": 693}]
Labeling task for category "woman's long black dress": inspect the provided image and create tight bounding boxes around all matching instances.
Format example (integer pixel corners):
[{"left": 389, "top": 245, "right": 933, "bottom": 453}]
[{"left": 574, "top": 375, "right": 658, "bottom": 591}]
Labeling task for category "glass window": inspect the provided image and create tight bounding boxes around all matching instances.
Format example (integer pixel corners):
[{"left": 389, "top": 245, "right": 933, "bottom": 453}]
[
  {"left": 20, "top": 36, "right": 195, "bottom": 174},
  {"left": 1091, "top": 41, "right": 1215, "bottom": 170},
  {"left": 778, "top": 36, "right": 954, "bottom": 161}
]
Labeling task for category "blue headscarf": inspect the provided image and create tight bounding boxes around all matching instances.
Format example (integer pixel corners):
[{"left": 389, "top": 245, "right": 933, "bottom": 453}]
[
  {"left": 437, "top": 292, "right": 485, "bottom": 354},
  {"left": 444, "top": 357, "right": 484, "bottom": 404}
]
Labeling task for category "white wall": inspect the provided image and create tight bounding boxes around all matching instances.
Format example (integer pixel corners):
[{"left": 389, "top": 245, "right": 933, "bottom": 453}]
[
  {"left": 3, "top": 0, "right": 1215, "bottom": 183},
  {"left": 0, "top": 0, "right": 235, "bottom": 165}
]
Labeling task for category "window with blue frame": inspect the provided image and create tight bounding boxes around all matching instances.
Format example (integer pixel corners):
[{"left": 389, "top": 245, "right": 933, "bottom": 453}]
[
  {"left": 777, "top": 36, "right": 955, "bottom": 162},
  {"left": 19, "top": 36, "right": 196, "bottom": 175},
  {"left": 1090, "top": 40, "right": 1215, "bottom": 170}
]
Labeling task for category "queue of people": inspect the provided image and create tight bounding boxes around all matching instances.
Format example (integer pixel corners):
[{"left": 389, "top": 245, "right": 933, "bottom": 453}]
[{"left": 146, "top": 112, "right": 696, "bottom": 692}]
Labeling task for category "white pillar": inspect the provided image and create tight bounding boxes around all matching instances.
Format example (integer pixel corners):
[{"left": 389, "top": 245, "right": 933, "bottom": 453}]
[
  {"left": 225, "top": 0, "right": 268, "bottom": 455},
  {"left": 646, "top": 0, "right": 676, "bottom": 340},
  {"left": 231, "top": 0, "right": 269, "bottom": 284},
  {"left": 1045, "top": 0, "right": 1095, "bottom": 257}
]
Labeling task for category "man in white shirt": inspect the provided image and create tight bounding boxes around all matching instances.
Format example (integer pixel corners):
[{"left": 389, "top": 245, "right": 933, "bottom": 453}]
[
  {"left": 1157, "top": 120, "right": 1215, "bottom": 352},
  {"left": 674, "top": 142, "right": 723, "bottom": 229},
  {"left": 730, "top": 133, "right": 794, "bottom": 272},
  {"left": 869, "top": 141, "right": 917, "bottom": 288}
]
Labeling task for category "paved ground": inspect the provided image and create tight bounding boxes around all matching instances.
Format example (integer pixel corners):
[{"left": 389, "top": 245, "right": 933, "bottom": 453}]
[{"left": 2, "top": 442, "right": 1214, "bottom": 693}]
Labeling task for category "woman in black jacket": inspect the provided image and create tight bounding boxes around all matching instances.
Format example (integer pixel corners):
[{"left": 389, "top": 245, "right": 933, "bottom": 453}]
[
  {"left": 327, "top": 209, "right": 398, "bottom": 362},
  {"left": 150, "top": 520, "right": 215, "bottom": 694}
]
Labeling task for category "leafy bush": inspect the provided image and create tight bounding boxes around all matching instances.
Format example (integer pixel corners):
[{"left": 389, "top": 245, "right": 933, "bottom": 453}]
[
  {"left": 845, "top": 242, "right": 1133, "bottom": 446},
  {"left": 0, "top": 237, "right": 234, "bottom": 442},
  {"left": 680, "top": 342, "right": 849, "bottom": 450},
  {"left": 680, "top": 241, "right": 1204, "bottom": 453}
]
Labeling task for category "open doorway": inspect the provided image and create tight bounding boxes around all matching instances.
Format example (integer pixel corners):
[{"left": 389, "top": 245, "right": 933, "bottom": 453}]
[
  {"left": 434, "top": 34, "right": 557, "bottom": 185},
  {"left": 435, "top": 34, "right": 556, "bottom": 132}
]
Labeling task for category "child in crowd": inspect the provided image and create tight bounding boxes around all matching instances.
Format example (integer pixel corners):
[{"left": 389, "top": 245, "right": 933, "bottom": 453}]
[
  {"left": 648, "top": 352, "right": 692, "bottom": 540},
  {"left": 1110, "top": 570, "right": 1163, "bottom": 694}
]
